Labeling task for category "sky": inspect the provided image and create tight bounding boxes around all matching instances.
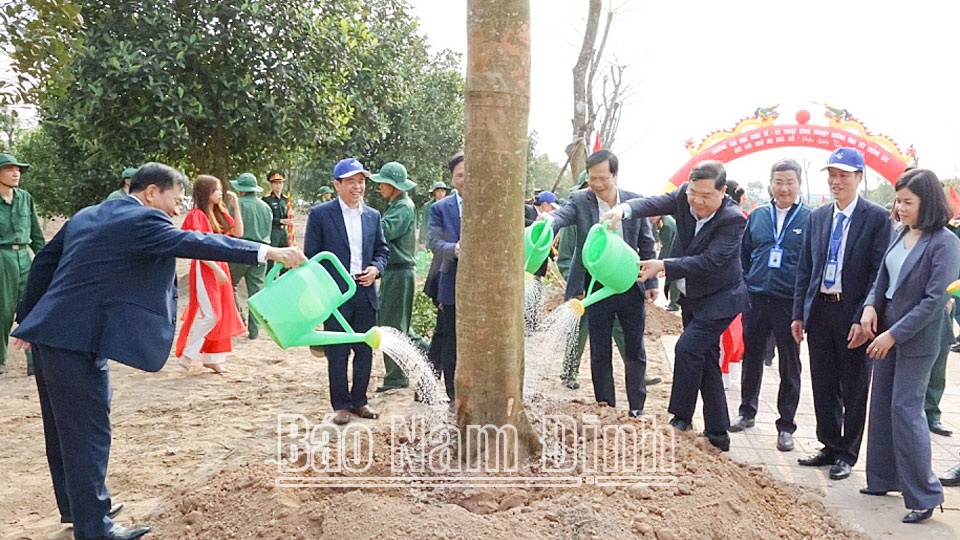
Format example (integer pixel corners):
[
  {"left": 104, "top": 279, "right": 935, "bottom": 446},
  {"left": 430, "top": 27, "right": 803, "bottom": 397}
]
[{"left": 409, "top": 0, "right": 960, "bottom": 197}]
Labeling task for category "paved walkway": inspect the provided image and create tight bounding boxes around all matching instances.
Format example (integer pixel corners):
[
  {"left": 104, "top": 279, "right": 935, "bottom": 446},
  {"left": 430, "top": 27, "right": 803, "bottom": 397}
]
[{"left": 659, "top": 332, "right": 960, "bottom": 539}]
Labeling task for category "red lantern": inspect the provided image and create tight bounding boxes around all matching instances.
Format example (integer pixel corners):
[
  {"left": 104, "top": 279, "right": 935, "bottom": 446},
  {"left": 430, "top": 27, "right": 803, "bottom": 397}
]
[{"left": 795, "top": 110, "right": 811, "bottom": 124}]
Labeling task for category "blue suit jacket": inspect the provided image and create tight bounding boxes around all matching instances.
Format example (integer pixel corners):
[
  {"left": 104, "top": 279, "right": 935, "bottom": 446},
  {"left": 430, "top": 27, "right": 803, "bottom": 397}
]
[
  {"left": 548, "top": 188, "right": 658, "bottom": 301},
  {"left": 13, "top": 197, "right": 261, "bottom": 372},
  {"left": 792, "top": 196, "right": 892, "bottom": 325},
  {"left": 625, "top": 183, "right": 749, "bottom": 320},
  {"left": 303, "top": 199, "right": 389, "bottom": 310},
  {"left": 864, "top": 226, "right": 960, "bottom": 358},
  {"left": 428, "top": 194, "right": 460, "bottom": 306}
]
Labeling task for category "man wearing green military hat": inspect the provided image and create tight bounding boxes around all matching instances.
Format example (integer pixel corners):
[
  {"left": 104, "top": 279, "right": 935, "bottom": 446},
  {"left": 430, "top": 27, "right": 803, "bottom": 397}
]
[
  {"left": 228, "top": 173, "right": 273, "bottom": 339},
  {"left": 318, "top": 185, "right": 335, "bottom": 203},
  {"left": 105, "top": 166, "right": 139, "bottom": 201},
  {"left": 417, "top": 180, "right": 450, "bottom": 252},
  {"left": 0, "top": 153, "right": 44, "bottom": 375},
  {"left": 371, "top": 161, "right": 418, "bottom": 391}
]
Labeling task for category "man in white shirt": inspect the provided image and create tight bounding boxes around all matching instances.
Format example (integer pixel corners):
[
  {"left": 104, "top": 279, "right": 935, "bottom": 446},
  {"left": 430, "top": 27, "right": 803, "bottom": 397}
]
[
  {"left": 304, "top": 158, "right": 390, "bottom": 425},
  {"left": 791, "top": 148, "right": 892, "bottom": 480}
]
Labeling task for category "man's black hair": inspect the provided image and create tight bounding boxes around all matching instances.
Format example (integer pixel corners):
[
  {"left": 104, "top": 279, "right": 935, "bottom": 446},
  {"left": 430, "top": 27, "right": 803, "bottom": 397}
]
[
  {"left": 585, "top": 150, "right": 618, "bottom": 175},
  {"left": 689, "top": 160, "right": 727, "bottom": 190},
  {"left": 448, "top": 152, "right": 464, "bottom": 173},
  {"left": 129, "top": 162, "right": 190, "bottom": 193}
]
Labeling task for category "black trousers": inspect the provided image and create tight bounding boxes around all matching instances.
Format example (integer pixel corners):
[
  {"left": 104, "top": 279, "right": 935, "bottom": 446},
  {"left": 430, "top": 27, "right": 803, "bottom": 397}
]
[
  {"left": 670, "top": 308, "right": 735, "bottom": 435},
  {"left": 806, "top": 298, "right": 873, "bottom": 465},
  {"left": 34, "top": 345, "right": 114, "bottom": 540},
  {"left": 322, "top": 295, "right": 377, "bottom": 411},
  {"left": 738, "top": 294, "right": 802, "bottom": 433},
  {"left": 586, "top": 284, "right": 647, "bottom": 411},
  {"left": 428, "top": 303, "right": 457, "bottom": 401}
]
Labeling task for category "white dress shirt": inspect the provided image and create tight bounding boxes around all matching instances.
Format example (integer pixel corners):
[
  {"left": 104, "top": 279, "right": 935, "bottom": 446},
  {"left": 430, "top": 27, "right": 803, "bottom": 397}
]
[
  {"left": 596, "top": 191, "right": 623, "bottom": 238},
  {"left": 820, "top": 194, "right": 858, "bottom": 294},
  {"left": 338, "top": 197, "right": 364, "bottom": 275},
  {"left": 129, "top": 195, "right": 269, "bottom": 263}
]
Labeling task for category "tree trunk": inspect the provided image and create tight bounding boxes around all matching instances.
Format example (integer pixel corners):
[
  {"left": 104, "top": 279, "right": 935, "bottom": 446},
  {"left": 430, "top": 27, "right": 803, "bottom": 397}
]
[{"left": 458, "top": 0, "right": 539, "bottom": 463}]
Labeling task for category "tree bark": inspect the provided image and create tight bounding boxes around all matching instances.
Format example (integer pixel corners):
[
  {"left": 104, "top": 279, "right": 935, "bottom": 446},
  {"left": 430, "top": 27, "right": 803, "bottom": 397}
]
[{"left": 458, "top": 0, "right": 539, "bottom": 463}]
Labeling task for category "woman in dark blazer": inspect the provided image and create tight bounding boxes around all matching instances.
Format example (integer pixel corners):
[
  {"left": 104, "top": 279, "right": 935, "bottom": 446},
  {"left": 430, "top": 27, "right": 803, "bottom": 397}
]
[{"left": 856, "top": 169, "right": 960, "bottom": 523}]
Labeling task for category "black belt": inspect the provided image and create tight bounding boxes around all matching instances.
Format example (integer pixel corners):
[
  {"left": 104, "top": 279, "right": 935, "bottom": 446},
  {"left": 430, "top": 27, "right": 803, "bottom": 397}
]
[
  {"left": 386, "top": 263, "right": 415, "bottom": 270},
  {"left": 0, "top": 244, "right": 26, "bottom": 250},
  {"left": 818, "top": 292, "right": 843, "bottom": 303}
]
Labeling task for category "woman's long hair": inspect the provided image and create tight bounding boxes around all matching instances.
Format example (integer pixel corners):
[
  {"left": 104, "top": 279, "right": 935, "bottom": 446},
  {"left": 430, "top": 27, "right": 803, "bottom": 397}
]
[
  {"left": 193, "top": 175, "right": 231, "bottom": 233},
  {"left": 893, "top": 169, "right": 953, "bottom": 231}
]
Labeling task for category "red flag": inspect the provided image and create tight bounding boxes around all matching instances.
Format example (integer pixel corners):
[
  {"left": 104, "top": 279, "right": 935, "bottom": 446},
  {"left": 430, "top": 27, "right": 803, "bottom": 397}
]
[
  {"left": 950, "top": 186, "right": 960, "bottom": 218},
  {"left": 593, "top": 133, "right": 602, "bottom": 152},
  {"left": 820, "top": 195, "right": 826, "bottom": 204}
]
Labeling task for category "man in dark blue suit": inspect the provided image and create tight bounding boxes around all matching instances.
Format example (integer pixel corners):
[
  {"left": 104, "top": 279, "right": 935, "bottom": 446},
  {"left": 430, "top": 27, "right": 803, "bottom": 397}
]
[
  {"left": 603, "top": 160, "right": 749, "bottom": 451},
  {"left": 304, "top": 157, "right": 389, "bottom": 425},
  {"left": 547, "top": 150, "right": 658, "bottom": 416},
  {"left": 12, "top": 163, "right": 305, "bottom": 540},
  {"left": 791, "top": 148, "right": 892, "bottom": 480},
  {"left": 427, "top": 152, "right": 464, "bottom": 402}
]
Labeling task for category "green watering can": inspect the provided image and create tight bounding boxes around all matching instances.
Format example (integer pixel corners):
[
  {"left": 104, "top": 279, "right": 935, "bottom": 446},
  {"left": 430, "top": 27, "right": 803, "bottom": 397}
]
[
  {"left": 248, "top": 252, "right": 381, "bottom": 350},
  {"left": 567, "top": 220, "right": 640, "bottom": 315},
  {"left": 524, "top": 216, "right": 554, "bottom": 274}
]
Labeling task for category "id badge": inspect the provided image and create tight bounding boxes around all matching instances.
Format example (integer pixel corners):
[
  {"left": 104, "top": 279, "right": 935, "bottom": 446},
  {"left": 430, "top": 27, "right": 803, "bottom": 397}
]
[
  {"left": 767, "top": 248, "right": 783, "bottom": 269},
  {"left": 824, "top": 261, "right": 838, "bottom": 282}
]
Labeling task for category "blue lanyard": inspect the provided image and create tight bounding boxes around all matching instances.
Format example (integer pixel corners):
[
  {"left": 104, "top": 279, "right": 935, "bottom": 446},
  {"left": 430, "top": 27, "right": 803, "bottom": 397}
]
[{"left": 769, "top": 202, "right": 802, "bottom": 249}]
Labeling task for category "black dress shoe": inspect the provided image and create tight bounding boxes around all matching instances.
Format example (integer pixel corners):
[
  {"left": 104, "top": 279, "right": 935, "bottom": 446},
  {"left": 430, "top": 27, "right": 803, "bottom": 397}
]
[
  {"left": 375, "top": 382, "right": 409, "bottom": 392},
  {"left": 63, "top": 503, "right": 124, "bottom": 523},
  {"left": 97, "top": 523, "right": 151, "bottom": 540},
  {"left": 902, "top": 507, "right": 936, "bottom": 524},
  {"left": 929, "top": 421, "right": 953, "bottom": 437},
  {"left": 798, "top": 449, "right": 834, "bottom": 467},
  {"left": 644, "top": 376, "right": 662, "bottom": 386},
  {"left": 829, "top": 460, "right": 852, "bottom": 480},
  {"left": 705, "top": 432, "right": 730, "bottom": 452},
  {"left": 939, "top": 463, "right": 960, "bottom": 486},
  {"left": 951, "top": 343, "right": 960, "bottom": 353},
  {"left": 859, "top": 487, "right": 896, "bottom": 496},
  {"left": 727, "top": 415, "right": 755, "bottom": 432},
  {"left": 669, "top": 417, "right": 692, "bottom": 432}
]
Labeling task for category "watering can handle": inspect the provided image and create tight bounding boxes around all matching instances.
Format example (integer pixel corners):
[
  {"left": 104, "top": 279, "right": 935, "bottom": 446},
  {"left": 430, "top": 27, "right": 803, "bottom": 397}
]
[
  {"left": 263, "top": 252, "right": 358, "bottom": 306},
  {"left": 312, "top": 252, "right": 357, "bottom": 305}
]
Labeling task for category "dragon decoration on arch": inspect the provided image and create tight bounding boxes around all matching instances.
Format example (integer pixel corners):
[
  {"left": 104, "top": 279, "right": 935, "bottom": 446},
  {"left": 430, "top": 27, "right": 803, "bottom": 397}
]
[
  {"left": 684, "top": 104, "right": 915, "bottom": 166},
  {"left": 666, "top": 105, "right": 916, "bottom": 192}
]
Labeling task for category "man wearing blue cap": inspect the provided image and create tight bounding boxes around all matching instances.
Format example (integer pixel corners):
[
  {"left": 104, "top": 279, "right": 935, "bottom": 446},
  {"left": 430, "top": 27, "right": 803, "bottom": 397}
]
[
  {"left": 304, "top": 158, "right": 389, "bottom": 425},
  {"left": 792, "top": 147, "right": 891, "bottom": 479},
  {"left": 106, "top": 167, "right": 138, "bottom": 201}
]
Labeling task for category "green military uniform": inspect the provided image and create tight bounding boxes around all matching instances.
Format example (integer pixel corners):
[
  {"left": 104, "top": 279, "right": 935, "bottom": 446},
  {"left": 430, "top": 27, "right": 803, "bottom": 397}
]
[
  {"left": 418, "top": 181, "right": 450, "bottom": 251},
  {"left": 262, "top": 191, "right": 290, "bottom": 248},
  {"left": 372, "top": 162, "right": 418, "bottom": 389},
  {"left": 656, "top": 214, "right": 680, "bottom": 310},
  {"left": 105, "top": 167, "right": 138, "bottom": 201},
  {"left": 925, "top": 307, "right": 954, "bottom": 426},
  {"left": 228, "top": 173, "right": 273, "bottom": 338},
  {"left": 0, "top": 154, "right": 44, "bottom": 374}
]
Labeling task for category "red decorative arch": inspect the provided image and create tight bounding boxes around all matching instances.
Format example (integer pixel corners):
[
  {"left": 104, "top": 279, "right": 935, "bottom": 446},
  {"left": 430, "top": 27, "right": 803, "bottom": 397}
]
[{"left": 664, "top": 107, "right": 913, "bottom": 192}]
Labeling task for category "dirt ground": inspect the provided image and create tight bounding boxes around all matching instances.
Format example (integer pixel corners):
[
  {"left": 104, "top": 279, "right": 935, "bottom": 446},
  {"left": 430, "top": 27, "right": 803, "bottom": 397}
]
[{"left": 0, "top": 212, "right": 867, "bottom": 540}]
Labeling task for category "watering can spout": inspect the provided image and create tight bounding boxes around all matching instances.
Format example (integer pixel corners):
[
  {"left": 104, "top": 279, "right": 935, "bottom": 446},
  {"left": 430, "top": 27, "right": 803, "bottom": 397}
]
[
  {"left": 364, "top": 327, "right": 382, "bottom": 349},
  {"left": 567, "top": 298, "right": 585, "bottom": 317},
  {"left": 291, "top": 327, "right": 382, "bottom": 349},
  {"left": 948, "top": 279, "right": 960, "bottom": 298}
]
